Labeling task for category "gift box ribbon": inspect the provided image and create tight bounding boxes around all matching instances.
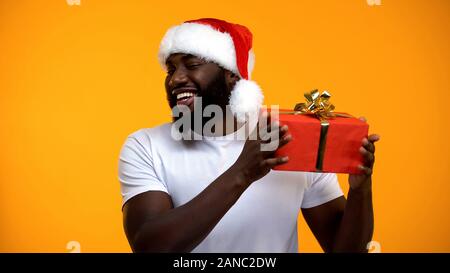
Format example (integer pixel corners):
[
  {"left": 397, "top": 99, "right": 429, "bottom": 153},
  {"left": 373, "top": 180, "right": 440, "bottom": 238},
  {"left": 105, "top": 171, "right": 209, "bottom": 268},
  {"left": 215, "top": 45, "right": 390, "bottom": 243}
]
[{"left": 279, "top": 90, "right": 352, "bottom": 171}]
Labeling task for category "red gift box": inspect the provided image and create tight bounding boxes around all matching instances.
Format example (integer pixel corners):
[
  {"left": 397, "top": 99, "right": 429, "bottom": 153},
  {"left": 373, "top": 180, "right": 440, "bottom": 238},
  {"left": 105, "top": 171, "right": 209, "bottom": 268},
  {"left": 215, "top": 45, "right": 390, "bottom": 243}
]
[{"left": 272, "top": 110, "right": 369, "bottom": 174}]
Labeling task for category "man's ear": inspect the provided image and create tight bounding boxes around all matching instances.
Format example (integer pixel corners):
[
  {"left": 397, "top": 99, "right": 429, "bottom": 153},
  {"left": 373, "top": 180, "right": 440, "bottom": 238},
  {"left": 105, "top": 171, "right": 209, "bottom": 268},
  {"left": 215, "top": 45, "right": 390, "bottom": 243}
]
[{"left": 225, "top": 70, "right": 240, "bottom": 90}]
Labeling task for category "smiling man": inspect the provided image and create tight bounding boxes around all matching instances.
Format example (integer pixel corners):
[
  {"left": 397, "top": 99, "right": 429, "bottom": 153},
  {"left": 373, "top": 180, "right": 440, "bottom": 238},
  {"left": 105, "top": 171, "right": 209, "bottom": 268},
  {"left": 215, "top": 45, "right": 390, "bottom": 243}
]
[{"left": 118, "top": 18, "right": 380, "bottom": 253}]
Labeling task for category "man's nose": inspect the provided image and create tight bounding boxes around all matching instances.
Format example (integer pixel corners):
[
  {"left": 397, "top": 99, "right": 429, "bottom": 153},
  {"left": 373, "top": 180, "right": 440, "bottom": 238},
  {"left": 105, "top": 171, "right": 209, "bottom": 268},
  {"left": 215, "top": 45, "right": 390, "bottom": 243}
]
[{"left": 169, "top": 67, "right": 188, "bottom": 88}]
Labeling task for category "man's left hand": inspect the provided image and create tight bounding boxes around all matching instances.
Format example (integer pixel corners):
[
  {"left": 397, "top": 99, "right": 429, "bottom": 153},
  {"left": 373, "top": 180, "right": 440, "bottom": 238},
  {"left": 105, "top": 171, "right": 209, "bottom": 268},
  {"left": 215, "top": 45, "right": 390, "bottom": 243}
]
[{"left": 348, "top": 117, "right": 380, "bottom": 192}]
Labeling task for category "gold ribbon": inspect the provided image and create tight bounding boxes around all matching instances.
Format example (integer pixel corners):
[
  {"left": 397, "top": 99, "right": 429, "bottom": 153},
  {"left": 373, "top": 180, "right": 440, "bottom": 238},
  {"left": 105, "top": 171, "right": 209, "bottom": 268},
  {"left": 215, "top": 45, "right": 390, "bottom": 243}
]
[
  {"left": 280, "top": 89, "right": 351, "bottom": 172},
  {"left": 280, "top": 89, "right": 351, "bottom": 120}
]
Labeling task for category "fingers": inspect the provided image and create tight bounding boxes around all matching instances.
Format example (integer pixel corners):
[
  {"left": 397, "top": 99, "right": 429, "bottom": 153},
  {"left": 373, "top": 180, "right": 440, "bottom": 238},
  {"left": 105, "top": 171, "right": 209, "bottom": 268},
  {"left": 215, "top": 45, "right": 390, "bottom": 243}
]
[
  {"left": 358, "top": 165, "right": 373, "bottom": 176},
  {"left": 251, "top": 110, "right": 271, "bottom": 140},
  {"left": 254, "top": 109, "right": 293, "bottom": 152},
  {"left": 278, "top": 129, "right": 292, "bottom": 149},
  {"left": 359, "top": 146, "right": 374, "bottom": 165},
  {"left": 249, "top": 109, "right": 272, "bottom": 140},
  {"left": 368, "top": 134, "right": 380, "bottom": 142},
  {"left": 260, "top": 121, "right": 281, "bottom": 141},
  {"left": 263, "top": 156, "right": 289, "bottom": 168},
  {"left": 362, "top": 134, "right": 380, "bottom": 151},
  {"left": 259, "top": 119, "right": 282, "bottom": 141},
  {"left": 358, "top": 132, "right": 380, "bottom": 176},
  {"left": 259, "top": 110, "right": 272, "bottom": 132},
  {"left": 362, "top": 138, "right": 375, "bottom": 153},
  {"left": 259, "top": 122, "right": 293, "bottom": 151}
]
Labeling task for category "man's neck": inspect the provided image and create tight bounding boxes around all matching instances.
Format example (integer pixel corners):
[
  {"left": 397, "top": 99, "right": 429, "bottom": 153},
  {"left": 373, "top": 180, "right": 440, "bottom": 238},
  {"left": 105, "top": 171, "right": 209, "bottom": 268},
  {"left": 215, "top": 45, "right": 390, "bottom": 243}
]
[{"left": 198, "top": 115, "right": 242, "bottom": 137}]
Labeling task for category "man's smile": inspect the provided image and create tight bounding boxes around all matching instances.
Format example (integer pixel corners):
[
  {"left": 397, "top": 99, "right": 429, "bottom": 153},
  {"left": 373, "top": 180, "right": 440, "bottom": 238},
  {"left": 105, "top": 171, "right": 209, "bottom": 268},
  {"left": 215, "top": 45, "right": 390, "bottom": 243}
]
[
  {"left": 172, "top": 87, "right": 197, "bottom": 107},
  {"left": 176, "top": 93, "right": 195, "bottom": 106}
]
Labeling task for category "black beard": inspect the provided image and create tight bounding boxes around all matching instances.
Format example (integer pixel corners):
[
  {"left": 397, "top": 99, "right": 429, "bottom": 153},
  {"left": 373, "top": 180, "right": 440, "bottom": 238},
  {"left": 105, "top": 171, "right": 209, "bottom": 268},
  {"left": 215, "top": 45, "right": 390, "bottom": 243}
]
[
  {"left": 169, "top": 69, "right": 231, "bottom": 127},
  {"left": 196, "top": 69, "right": 231, "bottom": 111}
]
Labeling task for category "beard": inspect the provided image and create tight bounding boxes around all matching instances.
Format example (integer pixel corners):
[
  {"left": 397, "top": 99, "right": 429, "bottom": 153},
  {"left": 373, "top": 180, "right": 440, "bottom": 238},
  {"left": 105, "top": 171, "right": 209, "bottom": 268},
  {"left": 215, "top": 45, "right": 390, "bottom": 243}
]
[
  {"left": 195, "top": 69, "right": 231, "bottom": 111},
  {"left": 169, "top": 69, "right": 232, "bottom": 131}
]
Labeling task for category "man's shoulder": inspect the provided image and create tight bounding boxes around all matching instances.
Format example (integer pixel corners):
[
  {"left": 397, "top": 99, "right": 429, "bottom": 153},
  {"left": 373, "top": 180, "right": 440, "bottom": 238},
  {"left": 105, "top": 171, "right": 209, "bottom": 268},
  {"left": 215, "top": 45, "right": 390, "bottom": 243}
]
[
  {"left": 129, "top": 122, "right": 172, "bottom": 138},
  {"left": 125, "top": 123, "right": 173, "bottom": 146}
]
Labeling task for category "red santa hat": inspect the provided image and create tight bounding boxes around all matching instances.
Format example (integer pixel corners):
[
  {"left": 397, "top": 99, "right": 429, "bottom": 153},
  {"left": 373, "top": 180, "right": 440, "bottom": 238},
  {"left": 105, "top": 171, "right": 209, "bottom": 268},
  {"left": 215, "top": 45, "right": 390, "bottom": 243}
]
[{"left": 158, "top": 18, "right": 263, "bottom": 123}]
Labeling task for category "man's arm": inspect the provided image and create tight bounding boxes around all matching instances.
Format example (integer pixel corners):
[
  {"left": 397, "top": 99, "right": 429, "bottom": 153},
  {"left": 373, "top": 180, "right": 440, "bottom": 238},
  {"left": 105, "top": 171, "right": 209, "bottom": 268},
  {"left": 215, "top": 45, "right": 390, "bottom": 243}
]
[
  {"left": 332, "top": 185, "right": 374, "bottom": 252},
  {"left": 302, "top": 122, "right": 379, "bottom": 253},
  {"left": 123, "top": 169, "right": 250, "bottom": 252},
  {"left": 123, "top": 120, "right": 291, "bottom": 252},
  {"left": 302, "top": 190, "right": 373, "bottom": 253},
  {"left": 301, "top": 196, "right": 346, "bottom": 253}
]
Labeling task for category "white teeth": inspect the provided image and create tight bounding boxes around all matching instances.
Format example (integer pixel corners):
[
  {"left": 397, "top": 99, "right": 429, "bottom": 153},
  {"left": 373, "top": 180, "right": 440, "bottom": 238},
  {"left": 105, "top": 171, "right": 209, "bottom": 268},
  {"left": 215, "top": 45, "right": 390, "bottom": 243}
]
[{"left": 176, "top": 92, "right": 194, "bottom": 100}]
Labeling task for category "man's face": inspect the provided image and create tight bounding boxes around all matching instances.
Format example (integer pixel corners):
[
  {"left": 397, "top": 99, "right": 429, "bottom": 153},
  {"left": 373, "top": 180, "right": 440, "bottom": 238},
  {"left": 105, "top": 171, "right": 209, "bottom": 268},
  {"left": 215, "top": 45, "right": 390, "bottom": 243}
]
[{"left": 165, "top": 53, "right": 236, "bottom": 113}]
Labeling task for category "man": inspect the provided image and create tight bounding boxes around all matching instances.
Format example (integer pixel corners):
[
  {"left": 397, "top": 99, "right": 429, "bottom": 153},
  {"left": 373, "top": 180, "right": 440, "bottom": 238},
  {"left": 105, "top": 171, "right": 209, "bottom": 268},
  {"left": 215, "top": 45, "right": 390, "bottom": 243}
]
[{"left": 118, "top": 18, "right": 380, "bottom": 253}]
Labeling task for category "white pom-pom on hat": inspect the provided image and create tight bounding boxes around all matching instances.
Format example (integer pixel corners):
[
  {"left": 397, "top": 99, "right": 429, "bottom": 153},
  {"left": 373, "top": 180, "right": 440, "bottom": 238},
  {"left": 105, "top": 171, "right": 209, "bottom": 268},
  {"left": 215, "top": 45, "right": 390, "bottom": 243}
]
[{"left": 229, "top": 79, "right": 263, "bottom": 123}]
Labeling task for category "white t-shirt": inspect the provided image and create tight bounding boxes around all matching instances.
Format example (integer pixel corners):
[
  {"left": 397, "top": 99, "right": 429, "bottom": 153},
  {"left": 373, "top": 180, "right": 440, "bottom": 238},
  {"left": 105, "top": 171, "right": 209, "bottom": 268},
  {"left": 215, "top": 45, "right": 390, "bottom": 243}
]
[{"left": 118, "top": 123, "right": 343, "bottom": 253}]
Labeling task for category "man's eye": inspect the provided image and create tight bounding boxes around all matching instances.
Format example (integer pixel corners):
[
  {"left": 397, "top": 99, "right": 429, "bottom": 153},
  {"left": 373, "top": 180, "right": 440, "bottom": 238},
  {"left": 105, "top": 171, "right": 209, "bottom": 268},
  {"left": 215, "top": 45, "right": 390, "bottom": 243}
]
[{"left": 186, "top": 63, "right": 202, "bottom": 69}]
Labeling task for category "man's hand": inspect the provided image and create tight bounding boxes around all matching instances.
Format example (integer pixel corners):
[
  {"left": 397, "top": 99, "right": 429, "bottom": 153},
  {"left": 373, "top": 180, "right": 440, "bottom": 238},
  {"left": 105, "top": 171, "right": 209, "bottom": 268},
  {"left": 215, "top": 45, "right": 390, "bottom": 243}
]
[
  {"left": 348, "top": 117, "right": 380, "bottom": 192},
  {"left": 302, "top": 116, "right": 379, "bottom": 253},
  {"left": 230, "top": 111, "right": 292, "bottom": 186}
]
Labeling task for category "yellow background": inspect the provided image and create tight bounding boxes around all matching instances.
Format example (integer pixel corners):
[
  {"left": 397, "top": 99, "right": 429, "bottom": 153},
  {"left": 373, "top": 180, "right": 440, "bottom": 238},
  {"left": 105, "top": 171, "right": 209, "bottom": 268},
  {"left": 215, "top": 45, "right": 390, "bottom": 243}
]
[{"left": 1, "top": 0, "right": 449, "bottom": 252}]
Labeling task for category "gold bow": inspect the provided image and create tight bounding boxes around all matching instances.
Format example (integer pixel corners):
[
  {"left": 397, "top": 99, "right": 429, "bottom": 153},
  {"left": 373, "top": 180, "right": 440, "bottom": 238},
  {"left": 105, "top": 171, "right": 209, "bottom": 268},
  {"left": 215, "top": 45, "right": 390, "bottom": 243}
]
[
  {"left": 294, "top": 89, "right": 334, "bottom": 119},
  {"left": 280, "top": 89, "right": 351, "bottom": 120}
]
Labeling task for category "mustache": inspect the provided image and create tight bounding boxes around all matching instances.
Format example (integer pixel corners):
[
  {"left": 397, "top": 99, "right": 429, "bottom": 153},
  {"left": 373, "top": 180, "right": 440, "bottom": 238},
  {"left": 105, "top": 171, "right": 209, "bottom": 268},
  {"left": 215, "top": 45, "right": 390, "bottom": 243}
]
[
  {"left": 171, "top": 86, "right": 198, "bottom": 96},
  {"left": 167, "top": 69, "right": 230, "bottom": 110}
]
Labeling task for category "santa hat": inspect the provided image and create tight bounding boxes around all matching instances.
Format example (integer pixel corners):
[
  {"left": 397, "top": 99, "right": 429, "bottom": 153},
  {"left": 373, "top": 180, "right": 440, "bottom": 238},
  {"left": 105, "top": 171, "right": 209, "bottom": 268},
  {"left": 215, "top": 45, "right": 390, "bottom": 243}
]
[{"left": 158, "top": 18, "right": 263, "bottom": 123}]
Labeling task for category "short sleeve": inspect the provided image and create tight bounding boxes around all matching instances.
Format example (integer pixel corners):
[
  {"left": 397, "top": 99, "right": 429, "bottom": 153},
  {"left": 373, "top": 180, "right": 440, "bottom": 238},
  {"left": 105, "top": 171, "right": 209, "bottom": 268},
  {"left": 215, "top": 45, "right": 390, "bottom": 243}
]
[
  {"left": 118, "top": 132, "right": 169, "bottom": 207},
  {"left": 301, "top": 172, "right": 344, "bottom": 209}
]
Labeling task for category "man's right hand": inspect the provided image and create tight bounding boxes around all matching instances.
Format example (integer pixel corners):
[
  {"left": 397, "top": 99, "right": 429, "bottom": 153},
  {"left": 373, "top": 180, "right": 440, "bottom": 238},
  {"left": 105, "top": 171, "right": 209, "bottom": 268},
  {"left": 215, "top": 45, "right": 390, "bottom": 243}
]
[{"left": 230, "top": 111, "right": 292, "bottom": 186}]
